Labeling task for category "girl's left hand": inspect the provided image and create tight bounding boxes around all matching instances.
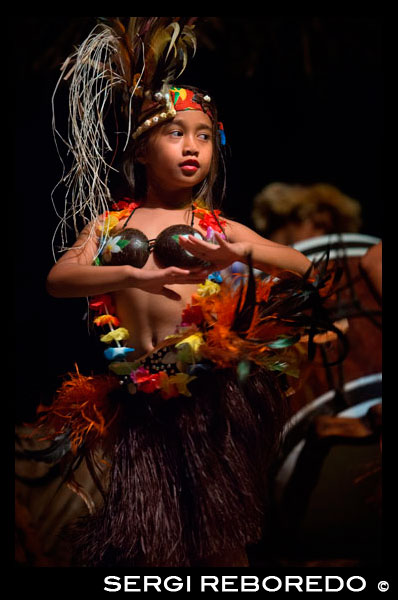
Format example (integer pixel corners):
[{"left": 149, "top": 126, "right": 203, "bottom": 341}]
[{"left": 178, "top": 232, "right": 248, "bottom": 271}]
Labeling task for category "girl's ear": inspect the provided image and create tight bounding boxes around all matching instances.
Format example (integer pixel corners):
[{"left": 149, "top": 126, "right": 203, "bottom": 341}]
[
  {"left": 134, "top": 138, "right": 148, "bottom": 165},
  {"left": 135, "top": 149, "right": 147, "bottom": 165}
]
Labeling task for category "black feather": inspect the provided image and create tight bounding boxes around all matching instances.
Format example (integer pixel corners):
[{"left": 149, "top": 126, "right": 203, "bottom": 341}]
[{"left": 231, "top": 253, "right": 256, "bottom": 333}]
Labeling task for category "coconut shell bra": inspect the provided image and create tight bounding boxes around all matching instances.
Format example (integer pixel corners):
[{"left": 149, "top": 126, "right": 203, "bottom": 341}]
[{"left": 99, "top": 204, "right": 212, "bottom": 269}]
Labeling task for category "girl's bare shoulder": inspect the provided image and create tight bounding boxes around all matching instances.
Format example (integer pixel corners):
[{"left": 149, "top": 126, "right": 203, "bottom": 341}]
[{"left": 222, "top": 216, "right": 278, "bottom": 247}]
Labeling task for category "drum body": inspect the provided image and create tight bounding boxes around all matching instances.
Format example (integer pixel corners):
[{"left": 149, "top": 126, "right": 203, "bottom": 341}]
[{"left": 265, "top": 233, "right": 382, "bottom": 567}]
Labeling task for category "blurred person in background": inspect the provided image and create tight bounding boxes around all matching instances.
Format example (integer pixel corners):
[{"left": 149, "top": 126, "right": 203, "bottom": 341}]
[{"left": 251, "top": 181, "right": 362, "bottom": 243}]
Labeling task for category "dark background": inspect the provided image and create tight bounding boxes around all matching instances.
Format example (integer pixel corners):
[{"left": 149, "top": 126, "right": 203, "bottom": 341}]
[{"left": 12, "top": 17, "right": 382, "bottom": 422}]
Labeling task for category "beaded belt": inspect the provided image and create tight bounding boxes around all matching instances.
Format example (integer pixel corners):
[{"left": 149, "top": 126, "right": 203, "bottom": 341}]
[
  {"left": 113, "top": 344, "right": 207, "bottom": 399},
  {"left": 140, "top": 345, "right": 180, "bottom": 376}
]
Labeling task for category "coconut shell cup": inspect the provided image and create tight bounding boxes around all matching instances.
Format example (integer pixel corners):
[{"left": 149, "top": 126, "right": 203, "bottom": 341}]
[
  {"left": 153, "top": 225, "right": 211, "bottom": 268},
  {"left": 100, "top": 228, "right": 150, "bottom": 268}
]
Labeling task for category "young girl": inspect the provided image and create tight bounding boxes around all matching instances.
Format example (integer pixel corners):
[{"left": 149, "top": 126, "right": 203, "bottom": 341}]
[
  {"left": 47, "top": 108, "right": 312, "bottom": 350},
  {"left": 35, "top": 18, "right": 335, "bottom": 568}
]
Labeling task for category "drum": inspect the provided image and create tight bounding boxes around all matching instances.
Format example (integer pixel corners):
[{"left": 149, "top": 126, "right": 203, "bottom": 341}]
[
  {"left": 293, "top": 232, "right": 381, "bottom": 262},
  {"left": 264, "top": 233, "right": 382, "bottom": 566}
]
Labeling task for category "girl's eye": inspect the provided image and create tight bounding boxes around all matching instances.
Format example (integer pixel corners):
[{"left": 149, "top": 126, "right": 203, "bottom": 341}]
[{"left": 167, "top": 130, "right": 210, "bottom": 140}]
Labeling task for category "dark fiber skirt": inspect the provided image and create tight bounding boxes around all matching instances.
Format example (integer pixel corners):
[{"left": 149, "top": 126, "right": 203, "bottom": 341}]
[{"left": 66, "top": 363, "right": 287, "bottom": 567}]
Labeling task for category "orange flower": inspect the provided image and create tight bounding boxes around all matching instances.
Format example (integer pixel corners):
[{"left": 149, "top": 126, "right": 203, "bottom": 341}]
[
  {"left": 193, "top": 205, "right": 227, "bottom": 233},
  {"left": 93, "top": 314, "right": 121, "bottom": 327},
  {"left": 158, "top": 371, "right": 179, "bottom": 399}
]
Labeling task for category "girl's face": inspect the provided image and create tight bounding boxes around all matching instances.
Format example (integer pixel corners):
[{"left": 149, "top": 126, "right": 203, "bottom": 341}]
[{"left": 139, "top": 110, "right": 214, "bottom": 193}]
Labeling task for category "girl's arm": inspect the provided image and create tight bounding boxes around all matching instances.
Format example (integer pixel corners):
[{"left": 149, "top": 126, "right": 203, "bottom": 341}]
[
  {"left": 242, "top": 243, "right": 312, "bottom": 276},
  {"left": 47, "top": 261, "right": 139, "bottom": 298},
  {"left": 179, "top": 219, "right": 313, "bottom": 276},
  {"left": 47, "top": 225, "right": 211, "bottom": 299}
]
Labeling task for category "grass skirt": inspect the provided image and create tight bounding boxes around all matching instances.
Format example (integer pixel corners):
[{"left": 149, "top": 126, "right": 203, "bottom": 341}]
[{"left": 66, "top": 362, "right": 287, "bottom": 567}]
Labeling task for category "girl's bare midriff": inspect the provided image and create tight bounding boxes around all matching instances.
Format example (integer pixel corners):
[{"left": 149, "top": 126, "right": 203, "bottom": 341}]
[
  {"left": 114, "top": 282, "right": 199, "bottom": 358},
  {"left": 112, "top": 206, "right": 205, "bottom": 359}
]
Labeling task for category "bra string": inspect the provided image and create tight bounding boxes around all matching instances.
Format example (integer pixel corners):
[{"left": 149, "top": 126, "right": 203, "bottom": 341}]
[
  {"left": 211, "top": 208, "right": 228, "bottom": 240},
  {"left": 122, "top": 205, "right": 139, "bottom": 229}
]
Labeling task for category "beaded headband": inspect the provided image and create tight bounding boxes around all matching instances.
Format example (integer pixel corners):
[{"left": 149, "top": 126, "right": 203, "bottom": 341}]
[{"left": 132, "top": 86, "right": 214, "bottom": 140}]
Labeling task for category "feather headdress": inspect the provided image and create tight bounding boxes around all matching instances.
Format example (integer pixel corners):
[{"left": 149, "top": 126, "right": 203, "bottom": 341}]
[{"left": 51, "top": 17, "right": 198, "bottom": 256}]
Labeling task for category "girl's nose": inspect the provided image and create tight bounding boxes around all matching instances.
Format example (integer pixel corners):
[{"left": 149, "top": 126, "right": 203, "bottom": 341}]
[{"left": 182, "top": 135, "right": 199, "bottom": 156}]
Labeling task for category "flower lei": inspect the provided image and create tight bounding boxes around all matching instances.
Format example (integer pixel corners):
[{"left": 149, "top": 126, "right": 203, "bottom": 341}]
[
  {"left": 90, "top": 198, "right": 227, "bottom": 399},
  {"left": 192, "top": 201, "right": 227, "bottom": 236},
  {"left": 90, "top": 199, "right": 311, "bottom": 397}
]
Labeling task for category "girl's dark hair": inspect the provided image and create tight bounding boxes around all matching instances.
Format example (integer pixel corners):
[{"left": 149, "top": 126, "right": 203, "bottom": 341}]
[{"left": 121, "top": 85, "right": 227, "bottom": 212}]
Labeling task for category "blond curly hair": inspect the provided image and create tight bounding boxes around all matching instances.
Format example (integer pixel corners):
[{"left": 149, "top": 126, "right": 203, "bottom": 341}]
[{"left": 251, "top": 182, "right": 362, "bottom": 235}]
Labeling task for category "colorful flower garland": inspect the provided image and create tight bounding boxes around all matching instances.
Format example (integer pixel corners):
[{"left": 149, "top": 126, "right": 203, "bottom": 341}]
[
  {"left": 91, "top": 199, "right": 227, "bottom": 399},
  {"left": 90, "top": 199, "right": 319, "bottom": 400}
]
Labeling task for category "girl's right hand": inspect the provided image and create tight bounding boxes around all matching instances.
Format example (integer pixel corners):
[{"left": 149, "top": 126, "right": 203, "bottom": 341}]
[{"left": 130, "top": 266, "right": 211, "bottom": 300}]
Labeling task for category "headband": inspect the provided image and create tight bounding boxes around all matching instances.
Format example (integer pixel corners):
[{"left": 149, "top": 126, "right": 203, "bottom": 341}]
[
  {"left": 132, "top": 86, "right": 226, "bottom": 147},
  {"left": 132, "top": 86, "right": 214, "bottom": 140}
]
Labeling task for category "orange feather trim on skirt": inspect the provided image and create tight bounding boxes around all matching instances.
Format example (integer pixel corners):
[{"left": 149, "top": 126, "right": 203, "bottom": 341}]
[
  {"left": 187, "top": 275, "right": 301, "bottom": 370},
  {"left": 35, "top": 365, "right": 121, "bottom": 454}
]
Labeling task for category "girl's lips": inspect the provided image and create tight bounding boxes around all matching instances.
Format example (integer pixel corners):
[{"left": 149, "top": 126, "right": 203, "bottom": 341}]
[{"left": 180, "top": 164, "right": 199, "bottom": 173}]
